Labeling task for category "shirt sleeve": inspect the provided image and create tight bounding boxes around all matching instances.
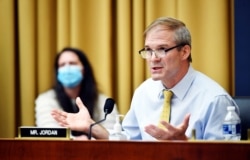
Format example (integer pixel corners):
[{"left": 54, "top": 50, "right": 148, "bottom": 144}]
[
  {"left": 194, "top": 95, "right": 238, "bottom": 140},
  {"left": 121, "top": 90, "right": 143, "bottom": 140}
]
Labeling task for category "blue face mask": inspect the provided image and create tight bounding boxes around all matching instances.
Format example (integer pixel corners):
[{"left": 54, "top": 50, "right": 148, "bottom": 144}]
[{"left": 57, "top": 65, "right": 83, "bottom": 88}]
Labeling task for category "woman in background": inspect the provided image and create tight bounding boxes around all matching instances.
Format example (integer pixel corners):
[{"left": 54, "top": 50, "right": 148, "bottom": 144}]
[{"left": 35, "top": 47, "right": 118, "bottom": 140}]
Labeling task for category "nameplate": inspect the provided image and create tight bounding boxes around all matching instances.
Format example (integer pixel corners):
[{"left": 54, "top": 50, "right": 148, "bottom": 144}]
[{"left": 18, "top": 126, "right": 70, "bottom": 139}]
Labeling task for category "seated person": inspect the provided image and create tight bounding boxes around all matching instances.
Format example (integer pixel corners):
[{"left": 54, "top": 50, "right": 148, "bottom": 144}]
[
  {"left": 35, "top": 47, "right": 119, "bottom": 140},
  {"left": 51, "top": 17, "right": 239, "bottom": 140}
]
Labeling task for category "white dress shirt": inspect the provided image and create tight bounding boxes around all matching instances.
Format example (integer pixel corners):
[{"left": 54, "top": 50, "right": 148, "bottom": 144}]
[{"left": 122, "top": 66, "right": 239, "bottom": 140}]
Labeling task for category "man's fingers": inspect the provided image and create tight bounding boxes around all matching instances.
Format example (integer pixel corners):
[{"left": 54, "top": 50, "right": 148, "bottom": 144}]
[
  {"left": 149, "top": 114, "right": 191, "bottom": 140},
  {"left": 145, "top": 125, "right": 159, "bottom": 137},
  {"left": 51, "top": 109, "right": 67, "bottom": 122},
  {"left": 76, "top": 97, "right": 85, "bottom": 109},
  {"left": 51, "top": 109, "right": 60, "bottom": 118},
  {"left": 181, "top": 113, "right": 191, "bottom": 130}
]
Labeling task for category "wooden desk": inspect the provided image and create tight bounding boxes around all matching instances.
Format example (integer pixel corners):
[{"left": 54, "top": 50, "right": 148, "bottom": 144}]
[{"left": 0, "top": 139, "right": 250, "bottom": 160}]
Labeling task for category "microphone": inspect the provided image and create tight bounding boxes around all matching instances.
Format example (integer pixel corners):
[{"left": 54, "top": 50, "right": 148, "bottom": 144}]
[{"left": 88, "top": 98, "right": 115, "bottom": 140}]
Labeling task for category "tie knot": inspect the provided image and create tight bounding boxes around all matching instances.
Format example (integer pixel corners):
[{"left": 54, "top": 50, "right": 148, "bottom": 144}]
[{"left": 164, "top": 90, "right": 173, "bottom": 102}]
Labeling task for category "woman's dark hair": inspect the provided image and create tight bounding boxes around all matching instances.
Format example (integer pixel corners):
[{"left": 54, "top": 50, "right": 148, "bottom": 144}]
[{"left": 54, "top": 47, "right": 98, "bottom": 136}]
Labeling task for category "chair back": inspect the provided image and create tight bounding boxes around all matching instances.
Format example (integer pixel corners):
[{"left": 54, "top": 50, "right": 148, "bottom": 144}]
[{"left": 233, "top": 96, "right": 250, "bottom": 140}]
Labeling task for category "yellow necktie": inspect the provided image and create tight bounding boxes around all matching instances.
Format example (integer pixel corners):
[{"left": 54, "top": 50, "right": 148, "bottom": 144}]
[{"left": 158, "top": 90, "right": 173, "bottom": 129}]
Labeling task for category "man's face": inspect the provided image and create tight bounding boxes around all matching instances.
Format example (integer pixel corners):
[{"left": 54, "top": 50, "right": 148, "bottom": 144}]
[{"left": 145, "top": 26, "right": 187, "bottom": 86}]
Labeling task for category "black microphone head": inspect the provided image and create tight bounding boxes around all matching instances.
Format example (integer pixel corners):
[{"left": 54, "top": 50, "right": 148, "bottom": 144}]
[{"left": 104, "top": 98, "right": 115, "bottom": 114}]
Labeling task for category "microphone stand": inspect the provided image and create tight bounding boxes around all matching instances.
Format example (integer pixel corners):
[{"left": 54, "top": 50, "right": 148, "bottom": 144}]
[{"left": 88, "top": 109, "right": 108, "bottom": 140}]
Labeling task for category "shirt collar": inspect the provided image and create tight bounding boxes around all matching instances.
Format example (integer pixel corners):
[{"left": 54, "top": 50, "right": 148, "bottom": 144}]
[{"left": 158, "top": 66, "right": 196, "bottom": 100}]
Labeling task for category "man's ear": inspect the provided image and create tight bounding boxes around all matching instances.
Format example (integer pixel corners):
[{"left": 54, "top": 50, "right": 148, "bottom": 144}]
[{"left": 181, "top": 45, "right": 191, "bottom": 60}]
